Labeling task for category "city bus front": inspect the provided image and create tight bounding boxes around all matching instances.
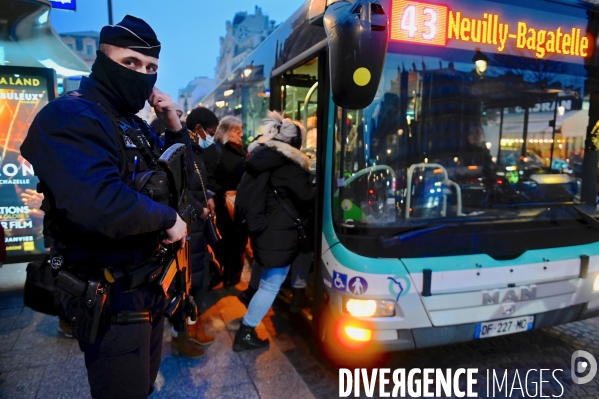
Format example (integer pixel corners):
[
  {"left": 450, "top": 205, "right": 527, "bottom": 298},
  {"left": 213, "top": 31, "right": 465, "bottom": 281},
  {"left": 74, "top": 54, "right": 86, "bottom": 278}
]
[{"left": 318, "top": 0, "right": 599, "bottom": 355}]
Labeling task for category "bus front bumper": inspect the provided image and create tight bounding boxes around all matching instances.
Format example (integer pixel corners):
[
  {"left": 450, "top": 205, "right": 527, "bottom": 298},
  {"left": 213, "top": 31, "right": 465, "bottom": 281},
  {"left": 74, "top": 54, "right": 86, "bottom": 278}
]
[{"left": 340, "top": 303, "right": 598, "bottom": 352}]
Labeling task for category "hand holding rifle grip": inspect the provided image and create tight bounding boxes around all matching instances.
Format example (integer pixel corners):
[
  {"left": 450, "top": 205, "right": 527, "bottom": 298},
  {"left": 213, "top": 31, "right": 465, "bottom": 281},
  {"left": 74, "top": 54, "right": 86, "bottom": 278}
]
[{"left": 157, "top": 143, "right": 197, "bottom": 329}]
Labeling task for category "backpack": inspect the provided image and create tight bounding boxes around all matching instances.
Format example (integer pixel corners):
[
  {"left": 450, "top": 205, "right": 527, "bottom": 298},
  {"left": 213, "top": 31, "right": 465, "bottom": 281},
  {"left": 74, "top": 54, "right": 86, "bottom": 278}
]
[{"left": 234, "top": 170, "right": 271, "bottom": 233}]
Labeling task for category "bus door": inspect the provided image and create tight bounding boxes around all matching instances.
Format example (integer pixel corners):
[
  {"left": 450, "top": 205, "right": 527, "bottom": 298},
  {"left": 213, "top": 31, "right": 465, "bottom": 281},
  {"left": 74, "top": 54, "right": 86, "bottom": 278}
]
[
  {"left": 271, "top": 56, "right": 323, "bottom": 315},
  {"left": 275, "top": 57, "right": 320, "bottom": 152},
  {"left": 272, "top": 56, "right": 322, "bottom": 186}
]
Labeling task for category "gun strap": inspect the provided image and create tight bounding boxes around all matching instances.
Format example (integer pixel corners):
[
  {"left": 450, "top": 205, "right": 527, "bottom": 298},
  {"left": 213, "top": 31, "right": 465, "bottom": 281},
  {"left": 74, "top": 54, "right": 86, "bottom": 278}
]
[
  {"left": 117, "top": 120, "right": 160, "bottom": 170},
  {"left": 67, "top": 91, "right": 160, "bottom": 170},
  {"left": 193, "top": 161, "right": 210, "bottom": 211}
]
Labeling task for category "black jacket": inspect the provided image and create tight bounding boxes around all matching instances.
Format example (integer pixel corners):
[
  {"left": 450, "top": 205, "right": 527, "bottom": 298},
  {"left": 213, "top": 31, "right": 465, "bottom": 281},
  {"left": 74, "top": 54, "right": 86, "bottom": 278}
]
[
  {"left": 246, "top": 140, "right": 315, "bottom": 268},
  {"left": 188, "top": 142, "right": 211, "bottom": 285},
  {"left": 20, "top": 76, "right": 189, "bottom": 264},
  {"left": 203, "top": 142, "right": 246, "bottom": 200}
]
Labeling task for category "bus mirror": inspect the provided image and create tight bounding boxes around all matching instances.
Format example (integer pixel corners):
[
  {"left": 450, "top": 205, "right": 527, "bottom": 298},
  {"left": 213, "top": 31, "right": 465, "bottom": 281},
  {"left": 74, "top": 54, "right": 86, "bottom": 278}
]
[{"left": 324, "top": 0, "right": 388, "bottom": 109}]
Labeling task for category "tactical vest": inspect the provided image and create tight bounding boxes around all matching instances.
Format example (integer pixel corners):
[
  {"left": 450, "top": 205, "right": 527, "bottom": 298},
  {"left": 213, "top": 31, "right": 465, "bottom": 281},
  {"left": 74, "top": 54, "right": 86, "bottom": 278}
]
[
  {"left": 38, "top": 92, "right": 170, "bottom": 263},
  {"left": 111, "top": 113, "right": 170, "bottom": 205}
]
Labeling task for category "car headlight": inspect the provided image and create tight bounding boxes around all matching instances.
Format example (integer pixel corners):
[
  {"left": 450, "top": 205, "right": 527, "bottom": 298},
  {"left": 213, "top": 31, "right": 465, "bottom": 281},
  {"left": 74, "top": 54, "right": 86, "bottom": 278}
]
[
  {"left": 593, "top": 274, "right": 599, "bottom": 292},
  {"left": 345, "top": 299, "right": 395, "bottom": 317}
]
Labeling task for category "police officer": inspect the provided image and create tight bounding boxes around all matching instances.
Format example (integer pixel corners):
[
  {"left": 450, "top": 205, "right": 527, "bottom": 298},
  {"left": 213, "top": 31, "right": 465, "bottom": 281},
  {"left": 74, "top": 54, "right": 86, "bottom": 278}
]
[{"left": 21, "top": 16, "right": 193, "bottom": 398}]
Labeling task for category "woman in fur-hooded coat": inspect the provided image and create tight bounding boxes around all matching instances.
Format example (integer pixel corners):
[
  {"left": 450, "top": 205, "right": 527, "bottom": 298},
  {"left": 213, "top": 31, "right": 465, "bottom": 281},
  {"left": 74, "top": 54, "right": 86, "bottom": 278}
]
[
  {"left": 233, "top": 111, "right": 315, "bottom": 352},
  {"left": 245, "top": 111, "right": 315, "bottom": 268}
]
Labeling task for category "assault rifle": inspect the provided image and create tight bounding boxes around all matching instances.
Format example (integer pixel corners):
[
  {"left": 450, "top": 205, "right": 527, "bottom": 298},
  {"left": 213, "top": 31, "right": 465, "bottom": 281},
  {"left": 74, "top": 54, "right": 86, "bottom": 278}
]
[{"left": 157, "top": 143, "right": 198, "bottom": 332}]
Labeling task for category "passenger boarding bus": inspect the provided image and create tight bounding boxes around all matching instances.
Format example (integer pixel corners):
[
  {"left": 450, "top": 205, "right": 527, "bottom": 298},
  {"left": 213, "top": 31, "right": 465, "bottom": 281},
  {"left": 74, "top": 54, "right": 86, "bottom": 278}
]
[{"left": 201, "top": 0, "right": 599, "bottom": 359}]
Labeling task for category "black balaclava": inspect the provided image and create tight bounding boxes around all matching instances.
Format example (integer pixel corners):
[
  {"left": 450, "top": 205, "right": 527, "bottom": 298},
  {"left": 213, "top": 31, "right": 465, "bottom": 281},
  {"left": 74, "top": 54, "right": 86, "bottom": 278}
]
[
  {"left": 91, "top": 15, "right": 161, "bottom": 116},
  {"left": 90, "top": 50, "right": 157, "bottom": 116}
]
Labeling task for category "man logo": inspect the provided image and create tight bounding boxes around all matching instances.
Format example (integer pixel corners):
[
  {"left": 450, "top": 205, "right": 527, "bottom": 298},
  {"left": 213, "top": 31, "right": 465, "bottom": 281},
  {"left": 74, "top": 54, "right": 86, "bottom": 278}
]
[
  {"left": 571, "top": 350, "right": 597, "bottom": 384},
  {"left": 482, "top": 285, "right": 537, "bottom": 305}
]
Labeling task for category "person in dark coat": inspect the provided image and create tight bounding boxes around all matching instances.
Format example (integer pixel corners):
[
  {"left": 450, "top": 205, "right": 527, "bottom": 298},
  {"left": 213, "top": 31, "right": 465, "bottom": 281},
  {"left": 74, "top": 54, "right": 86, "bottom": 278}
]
[
  {"left": 186, "top": 107, "right": 220, "bottom": 288},
  {"left": 233, "top": 111, "right": 315, "bottom": 351},
  {"left": 202, "top": 116, "right": 247, "bottom": 287},
  {"left": 20, "top": 15, "right": 196, "bottom": 397},
  {"left": 181, "top": 106, "right": 219, "bottom": 349}
]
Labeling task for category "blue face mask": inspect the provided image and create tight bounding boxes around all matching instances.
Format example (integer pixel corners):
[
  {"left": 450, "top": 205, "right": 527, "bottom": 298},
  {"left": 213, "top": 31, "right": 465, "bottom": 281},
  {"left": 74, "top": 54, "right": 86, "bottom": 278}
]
[{"left": 198, "top": 133, "right": 214, "bottom": 149}]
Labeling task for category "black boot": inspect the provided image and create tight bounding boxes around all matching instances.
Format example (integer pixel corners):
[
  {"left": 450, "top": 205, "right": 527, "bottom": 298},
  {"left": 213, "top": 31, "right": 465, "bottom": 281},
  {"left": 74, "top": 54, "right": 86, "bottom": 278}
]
[
  {"left": 290, "top": 288, "right": 306, "bottom": 313},
  {"left": 237, "top": 286, "right": 257, "bottom": 308},
  {"left": 233, "top": 323, "right": 269, "bottom": 352}
]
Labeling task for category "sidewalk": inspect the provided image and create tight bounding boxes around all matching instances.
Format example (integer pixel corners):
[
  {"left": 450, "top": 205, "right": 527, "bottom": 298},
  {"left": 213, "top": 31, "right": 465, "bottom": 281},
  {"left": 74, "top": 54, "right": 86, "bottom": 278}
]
[{"left": 0, "top": 262, "right": 316, "bottom": 399}]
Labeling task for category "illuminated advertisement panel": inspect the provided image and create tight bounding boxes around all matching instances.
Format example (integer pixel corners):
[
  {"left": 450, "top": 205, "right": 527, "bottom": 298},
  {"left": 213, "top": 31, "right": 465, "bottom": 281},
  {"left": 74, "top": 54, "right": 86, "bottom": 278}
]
[
  {"left": 0, "top": 66, "right": 56, "bottom": 262},
  {"left": 390, "top": 0, "right": 593, "bottom": 61}
]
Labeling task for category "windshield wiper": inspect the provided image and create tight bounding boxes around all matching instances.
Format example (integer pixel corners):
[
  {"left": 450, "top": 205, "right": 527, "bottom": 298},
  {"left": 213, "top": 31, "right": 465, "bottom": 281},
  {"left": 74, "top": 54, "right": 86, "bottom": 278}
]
[
  {"left": 489, "top": 201, "right": 575, "bottom": 208},
  {"left": 378, "top": 205, "right": 599, "bottom": 248},
  {"left": 381, "top": 224, "right": 457, "bottom": 247}
]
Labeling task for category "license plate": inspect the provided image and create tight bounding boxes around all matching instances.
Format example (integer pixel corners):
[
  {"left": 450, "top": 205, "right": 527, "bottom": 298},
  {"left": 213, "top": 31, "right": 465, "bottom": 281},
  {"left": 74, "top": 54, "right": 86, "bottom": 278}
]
[{"left": 474, "top": 315, "right": 534, "bottom": 339}]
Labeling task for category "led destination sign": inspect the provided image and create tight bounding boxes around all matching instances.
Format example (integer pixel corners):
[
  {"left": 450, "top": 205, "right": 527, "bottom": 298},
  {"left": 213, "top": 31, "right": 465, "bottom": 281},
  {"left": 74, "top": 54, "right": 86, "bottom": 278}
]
[{"left": 390, "top": 0, "right": 592, "bottom": 60}]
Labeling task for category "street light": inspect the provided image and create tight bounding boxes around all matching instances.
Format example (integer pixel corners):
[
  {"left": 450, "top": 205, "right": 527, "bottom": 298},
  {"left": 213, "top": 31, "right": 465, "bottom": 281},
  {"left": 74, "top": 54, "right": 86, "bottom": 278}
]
[
  {"left": 473, "top": 50, "right": 489, "bottom": 76},
  {"left": 243, "top": 62, "right": 253, "bottom": 78}
]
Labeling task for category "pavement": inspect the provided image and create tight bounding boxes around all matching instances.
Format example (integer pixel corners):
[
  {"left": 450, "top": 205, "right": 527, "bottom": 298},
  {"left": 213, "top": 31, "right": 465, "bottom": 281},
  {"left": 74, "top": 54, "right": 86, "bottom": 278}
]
[
  {"left": 0, "top": 261, "right": 316, "bottom": 399},
  {"left": 2, "top": 260, "right": 599, "bottom": 399}
]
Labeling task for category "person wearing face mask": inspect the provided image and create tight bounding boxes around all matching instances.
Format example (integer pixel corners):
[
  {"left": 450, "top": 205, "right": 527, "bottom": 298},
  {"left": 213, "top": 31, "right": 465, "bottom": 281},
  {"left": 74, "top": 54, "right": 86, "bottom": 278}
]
[
  {"left": 21, "top": 15, "right": 201, "bottom": 398},
  {"left": 169, "top": 106, "right": 220, "bottom": 351},
  {"left": 185, "top": 108, "right": 226, "bottom": 291},
  {"left": 187, "top": 106, "right": 218, "bottom": 150}
]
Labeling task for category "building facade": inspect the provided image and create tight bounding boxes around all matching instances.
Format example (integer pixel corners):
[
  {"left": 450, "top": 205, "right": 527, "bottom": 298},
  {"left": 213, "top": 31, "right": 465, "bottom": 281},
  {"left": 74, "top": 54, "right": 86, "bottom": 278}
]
[
  {"left": 178, "top": 76, "right": 216, "bottom": 115},
  {"left": 214, "top": 6, "right": 277, "bottom": 82},
  {"left": 59, "top": 31, "right": 100, "bottom": 69}
]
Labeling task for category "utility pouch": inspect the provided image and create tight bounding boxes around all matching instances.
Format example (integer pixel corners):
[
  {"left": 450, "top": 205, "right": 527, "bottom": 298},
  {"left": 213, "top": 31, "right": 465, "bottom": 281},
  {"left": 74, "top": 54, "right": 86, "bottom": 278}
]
[
  {"left": 134, "top": 170, "right": 170, "bottom": 206},
  {"left": 69, "top": 278, "right": 107, "bottom": 344},
  {"left": 120, "top": 262, "right": 164, "bottom": 291}
]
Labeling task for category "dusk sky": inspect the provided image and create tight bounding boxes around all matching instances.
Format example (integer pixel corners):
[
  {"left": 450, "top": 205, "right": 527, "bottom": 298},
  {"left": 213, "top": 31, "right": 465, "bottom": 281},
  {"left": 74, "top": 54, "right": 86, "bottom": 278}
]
[{"left": 50, "top": 0, "right": 306, "bottom": 99}]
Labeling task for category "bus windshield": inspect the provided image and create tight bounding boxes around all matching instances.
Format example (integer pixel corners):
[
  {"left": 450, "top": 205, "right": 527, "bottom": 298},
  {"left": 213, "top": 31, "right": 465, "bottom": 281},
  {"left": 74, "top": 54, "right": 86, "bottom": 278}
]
[{"left": 333, "top": 50, "right": 595, "bottom": 228}]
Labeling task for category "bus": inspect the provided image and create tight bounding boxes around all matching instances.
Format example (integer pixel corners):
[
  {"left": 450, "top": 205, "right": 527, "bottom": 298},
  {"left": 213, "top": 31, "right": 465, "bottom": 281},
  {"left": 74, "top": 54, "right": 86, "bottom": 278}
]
[{"left": 201, "top": 0, "right": 599, "bottom": 358}]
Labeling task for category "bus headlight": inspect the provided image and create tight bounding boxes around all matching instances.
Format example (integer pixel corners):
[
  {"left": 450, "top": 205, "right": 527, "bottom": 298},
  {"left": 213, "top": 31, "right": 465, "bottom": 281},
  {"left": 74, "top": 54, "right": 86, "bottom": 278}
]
[
  {"left": 345, "top": 299, "right": 395, "bottom": 317},
  {"left": 593, "top": 274, "right": 599, "bottom": 291},
  {"left": 344, "top": 326, "right": 372, "bottom": 342}
]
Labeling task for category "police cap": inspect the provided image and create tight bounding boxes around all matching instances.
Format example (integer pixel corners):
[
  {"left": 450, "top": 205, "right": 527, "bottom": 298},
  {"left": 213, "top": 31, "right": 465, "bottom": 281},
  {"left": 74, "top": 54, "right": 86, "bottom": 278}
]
[{"left": 100, "top": 15, "right": 161, "bottom": 58}]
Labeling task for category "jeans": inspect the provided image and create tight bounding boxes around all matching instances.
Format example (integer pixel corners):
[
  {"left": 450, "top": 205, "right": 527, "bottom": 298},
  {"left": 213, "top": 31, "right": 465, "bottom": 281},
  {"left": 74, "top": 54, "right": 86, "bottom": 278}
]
[
  {"left": 243, "top": 265, "right": 290, "bottom": 327},
  {"left": 249, "top": 252, "right": 312, "bottom": 290},
  {"left": 290, "top": 252, "right": 313, "bottom": 289}
]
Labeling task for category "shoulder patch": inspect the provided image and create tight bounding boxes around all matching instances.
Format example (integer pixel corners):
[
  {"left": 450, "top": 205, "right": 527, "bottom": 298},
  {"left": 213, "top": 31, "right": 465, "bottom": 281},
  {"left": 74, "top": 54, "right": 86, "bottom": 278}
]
[{"left": 122, "top": 135, "right": 137, "bottom": 148}]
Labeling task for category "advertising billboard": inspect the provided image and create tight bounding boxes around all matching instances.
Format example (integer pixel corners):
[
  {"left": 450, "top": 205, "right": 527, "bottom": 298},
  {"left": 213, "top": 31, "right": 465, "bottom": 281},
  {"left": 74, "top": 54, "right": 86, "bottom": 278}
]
[
  {"left": 49, "top": 0, "right": 76, "bottom": 11},
  {"left": 0, "top": 66, "right": 56, "bottom": 263}
]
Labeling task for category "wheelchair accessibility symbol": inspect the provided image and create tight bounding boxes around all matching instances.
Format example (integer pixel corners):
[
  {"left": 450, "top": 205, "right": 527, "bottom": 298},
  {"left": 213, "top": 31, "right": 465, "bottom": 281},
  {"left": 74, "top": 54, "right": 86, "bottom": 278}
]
[{"left": 332, "top": 271, "right": 347, "bottom": 292}]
